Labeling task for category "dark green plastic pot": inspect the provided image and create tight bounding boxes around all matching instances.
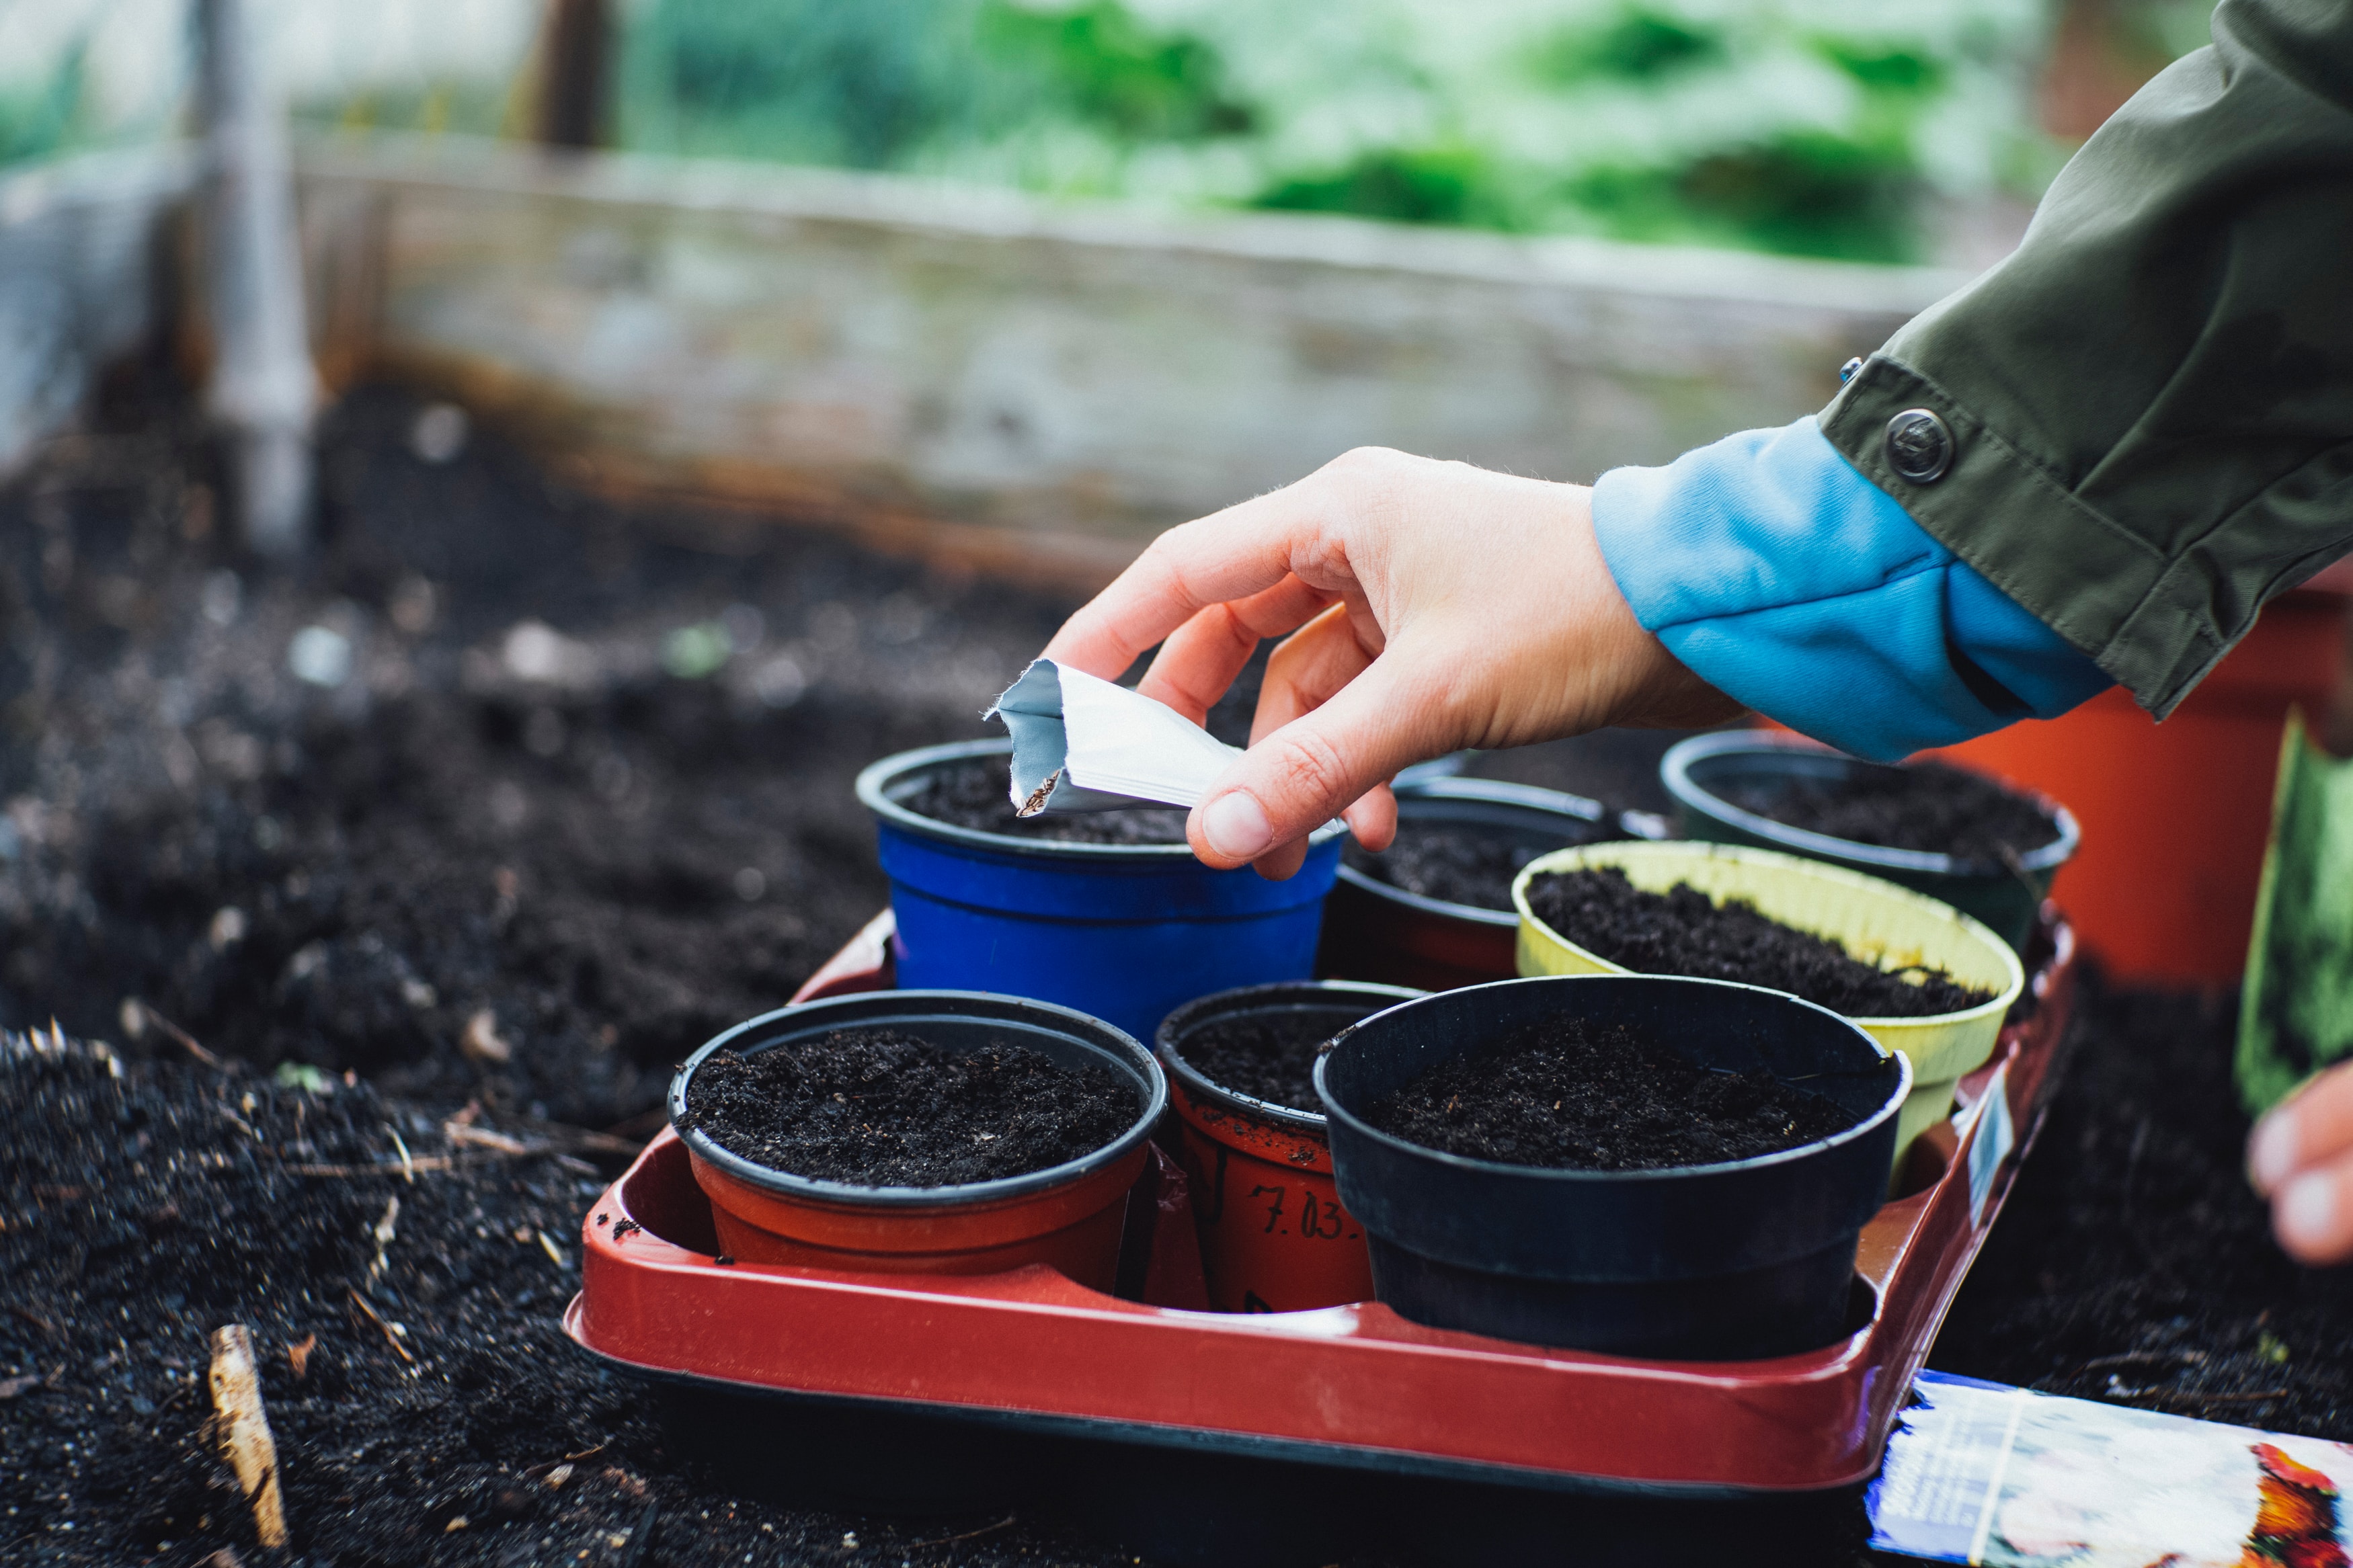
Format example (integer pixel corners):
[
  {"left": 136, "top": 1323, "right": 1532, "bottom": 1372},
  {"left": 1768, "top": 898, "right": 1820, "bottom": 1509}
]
[{"left": 1660, "top": 732, "right": 2077, "bottom": 953}]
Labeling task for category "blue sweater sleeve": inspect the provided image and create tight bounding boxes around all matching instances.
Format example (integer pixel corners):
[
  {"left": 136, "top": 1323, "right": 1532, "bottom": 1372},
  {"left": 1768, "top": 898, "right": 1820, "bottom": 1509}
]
[{"left": 1590, "top": 417, "right": 2111, "bottom": 761}]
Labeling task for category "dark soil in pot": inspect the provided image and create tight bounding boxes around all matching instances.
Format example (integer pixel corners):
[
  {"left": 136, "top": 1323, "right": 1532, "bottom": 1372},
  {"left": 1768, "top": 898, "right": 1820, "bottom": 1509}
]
[
  {"left": 1525, "top": 867, "right": 1995, "bottom": 1017},
  {"left": 1363, "top": 1014, "right": 1860, "bottom": 1171},
  {"left": 1168, "top": 1012, "right": 1340, "bottom": 1114},
  {"left": 902, "top": 756, "right": 1189, "bottom": 845},
  {"left": 1343, "top": 820, "right": 1538, "bottom": 911},
  {"left": 1722, "top": 759, "right": 2061, "bottom": 863},
  {"left": 680, "top": 1026, "right": 1135, "bottom": 1185}
]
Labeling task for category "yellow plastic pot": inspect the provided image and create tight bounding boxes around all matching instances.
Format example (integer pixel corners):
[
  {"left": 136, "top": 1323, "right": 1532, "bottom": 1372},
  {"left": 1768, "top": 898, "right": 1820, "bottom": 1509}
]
[{"left": 1510, "top": 841, "right": 2023, "bottom": 1170}]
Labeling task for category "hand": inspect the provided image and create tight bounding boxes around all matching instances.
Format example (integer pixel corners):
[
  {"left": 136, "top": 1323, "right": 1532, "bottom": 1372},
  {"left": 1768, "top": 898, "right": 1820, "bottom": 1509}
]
[
  {"left": 2249, "top": 1063, "right": 2353, "bottom": 1264},
  {"left": 1041, "top": 447, "right": 1742, "bottom": 878}
]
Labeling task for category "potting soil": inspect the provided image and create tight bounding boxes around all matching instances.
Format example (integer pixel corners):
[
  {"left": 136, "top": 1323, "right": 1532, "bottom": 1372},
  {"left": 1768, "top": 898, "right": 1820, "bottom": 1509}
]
[
  {"left": 1724, "top": 759, "right": 2060, "bottom": 863},
  {"left": 1343, "top": 821, "right": 1556, "bottom": 911},
  {"left": 1171, "top": 1015, "right": 1339, "bottom": 1114},
  {"left": 681, "top": 1027, "right": 1137, "bottom": 1186},
  {"left": 903, "top": 757, "right": 1191, "bottom": 845},
  {"left": 11, "top": 375, "right": 2353, "bottom": 1566},
  {"left": 1525, "top": 867, "right": 1993, "bottom": 1018},
  {"left": 1363, "top": 1014, "right": 1856, "bottom": 1170}
]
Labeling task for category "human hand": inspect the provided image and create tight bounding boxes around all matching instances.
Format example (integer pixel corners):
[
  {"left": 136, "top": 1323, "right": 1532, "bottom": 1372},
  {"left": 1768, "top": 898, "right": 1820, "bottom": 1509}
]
[
  {"left": 2248, "top": 1063, "right": 2353, "bottom": 1265},
  {"left": 1041, "top": 447, "right": 1742, "bottom": 878}
]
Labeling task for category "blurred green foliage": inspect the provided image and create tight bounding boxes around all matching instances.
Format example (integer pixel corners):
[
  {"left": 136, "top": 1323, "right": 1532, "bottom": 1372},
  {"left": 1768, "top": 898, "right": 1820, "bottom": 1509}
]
[{"left": 614, "top": 0, "right": 2079, "bottom": 261}]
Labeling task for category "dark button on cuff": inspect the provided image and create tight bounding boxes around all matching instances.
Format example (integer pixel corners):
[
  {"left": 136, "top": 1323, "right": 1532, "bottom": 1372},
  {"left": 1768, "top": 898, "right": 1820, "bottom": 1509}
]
[{"left": 1885, "top": 408, "right": 1954, "bottom": 483}]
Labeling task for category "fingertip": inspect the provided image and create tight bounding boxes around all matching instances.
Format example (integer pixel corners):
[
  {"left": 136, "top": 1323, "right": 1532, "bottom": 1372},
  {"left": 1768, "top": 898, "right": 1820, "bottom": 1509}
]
[
  {"left": 2276, "top": 1169, "right": 2347, "bottom": 1264},
  {"left": 1343, "top": 784, "right": 1398, "bottom": 852},
  {"left": 2250, "top": 1107, "right": 2300, "bottom": 1194},
  {"left": 1251, "top": 838, "right": 1310, "bottom": 882}
]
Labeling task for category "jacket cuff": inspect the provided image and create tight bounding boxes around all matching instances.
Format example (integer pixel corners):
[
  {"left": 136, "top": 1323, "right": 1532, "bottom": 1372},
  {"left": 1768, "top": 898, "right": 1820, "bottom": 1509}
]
[{"left": 1591, "top": 417, "right": 2110, "bottom": 761}]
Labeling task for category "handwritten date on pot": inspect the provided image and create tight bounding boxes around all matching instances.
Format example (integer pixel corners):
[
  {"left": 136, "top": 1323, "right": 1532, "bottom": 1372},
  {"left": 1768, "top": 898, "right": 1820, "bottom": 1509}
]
[{"left": 1248, "top": 1184, "right": 1356, "bottom": 1241}]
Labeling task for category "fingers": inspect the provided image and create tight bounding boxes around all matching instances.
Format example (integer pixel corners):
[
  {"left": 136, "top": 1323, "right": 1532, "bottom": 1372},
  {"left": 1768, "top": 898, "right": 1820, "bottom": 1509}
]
[
  {"left": 2272, "top": 1156, "right": 2353, "bottom": 1265},
  {"left": 1135, "top": 575, "right": 1337, "bottom": 726},
  {"left": 1343, "top": 782, "right": 1397, "bottom": 853},
  {"left": 1249, "top": 603, "right": 1377, "bottom": 744},
  {"left": 2249, "top": 1065, "right": 2353, "bottom": 1265},
  {"left": 1041, "top": 480, "right": 1347, "bottom": 682},
  {"left": 1187, "top": 649, "right": 1452, "bottom": 872}
]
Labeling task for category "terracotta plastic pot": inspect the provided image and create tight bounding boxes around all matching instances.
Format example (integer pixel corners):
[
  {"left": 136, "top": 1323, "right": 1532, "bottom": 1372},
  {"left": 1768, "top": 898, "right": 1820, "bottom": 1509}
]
[
  {"left": 670, "top": 990, "right": 1166, "bottom": 1291},
  {"left": 1512, "top": 841, "right": 2021, "bottom": 1173},
  {"left": 1919, "top": 585, "right": 2350, "bottom": 984},
  {"left": 1316, "top": 975, "right": 1908, "bottom": 1358},
  {"left": 1154, "top": 981, "right": 1423, "bottom": 1313},
  {"left": 1316, "top": 777, "right": 1657, "bottom": 991},
  {"left": 1661, "top": 731, "right": 2077, "bottom": 954}
]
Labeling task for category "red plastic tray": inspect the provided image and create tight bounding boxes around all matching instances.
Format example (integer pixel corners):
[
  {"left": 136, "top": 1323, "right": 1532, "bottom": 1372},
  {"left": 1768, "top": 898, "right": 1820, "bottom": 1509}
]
[{"left": 565, "top": 909, "right": 2075, "bottom": 1497}]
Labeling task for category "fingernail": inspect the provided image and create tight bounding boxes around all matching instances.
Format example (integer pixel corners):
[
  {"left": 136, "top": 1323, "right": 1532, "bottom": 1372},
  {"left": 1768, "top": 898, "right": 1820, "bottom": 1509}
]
[
  {"left": 2250, "top": 1108, "right": 2300, "bottom": 1192},
  {"left": 2280, "top": 1172, "right": 2338, "bottom": 1251},
  {"left": 1201, "top": 792, "right": 1273, "bottom": 860}
]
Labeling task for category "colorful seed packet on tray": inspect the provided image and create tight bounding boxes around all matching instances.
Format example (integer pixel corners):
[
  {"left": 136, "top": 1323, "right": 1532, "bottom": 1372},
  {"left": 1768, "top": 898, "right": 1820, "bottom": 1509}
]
[{"left": 1871, "top": 1370, "right": 2352, "bottom": 1566}]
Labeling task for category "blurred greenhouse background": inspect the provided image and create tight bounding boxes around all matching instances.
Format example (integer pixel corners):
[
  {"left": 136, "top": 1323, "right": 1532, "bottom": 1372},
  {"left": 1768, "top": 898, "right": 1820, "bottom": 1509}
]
[{"left": 3, "top": 0, "right": 2219, "bottom": 263}]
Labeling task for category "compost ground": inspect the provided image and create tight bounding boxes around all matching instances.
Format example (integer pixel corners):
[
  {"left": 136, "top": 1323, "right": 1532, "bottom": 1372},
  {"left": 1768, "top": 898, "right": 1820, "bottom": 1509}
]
[
  {"left": 1365, "top": 1015, "right": 1856, "bottom": 1171},
  {"left": 901, "top": 757, "right": 1189, "bottom": 845},
  {"left": 1525, "top": 867, "right": 1993, "bottom": 1018},
  {"left": 1170, "top": 1015, "right": 1337, "bottom": 1114},
  {"left": 682, "top": 1028, "right": 1135, "bottom": 1186},
  {"left": 1726, "top": 759, "right": 2061, "bottom": 863},
  {"left": 7, "top": 374, "right": 2352, "bottom": 1566},
  {"left": 1343, "top": 821, "right": 1544, "bottom": 911}
]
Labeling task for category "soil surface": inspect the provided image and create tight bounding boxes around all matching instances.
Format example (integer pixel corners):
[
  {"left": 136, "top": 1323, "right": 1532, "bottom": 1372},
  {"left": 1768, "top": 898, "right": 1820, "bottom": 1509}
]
[
  {"left": 1724, "top": 759, "right": 2061, "bottom": 864},
  {"left": 901, "top": 757, "right": 1189, "bottom": 845},
  {"left": 1364, "top": 1014, "right": 1857, "bottom": 1171},
  {"left": 681, "top": 1027, "right": 1136, "bottom": 1186},
  {"left": 1344, "top": 821, "right": 1566, "bottom": 911},
  {"left": 1525, "top": 867, "right": 1993, "bottom": 1018},
  {"left": 10, "top": 372, "right": 2352, "bottom": 1566},
  {"left": 1927, "top": 974, "right": 2353, "bottom": 1441},
  {"left": 1170, "top": 1014, "right": 1343, "bottom": 1114}
]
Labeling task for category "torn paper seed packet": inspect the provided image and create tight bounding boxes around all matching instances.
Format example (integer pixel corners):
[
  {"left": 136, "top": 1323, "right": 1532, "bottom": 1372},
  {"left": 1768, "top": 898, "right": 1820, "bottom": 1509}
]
[{"left": 988, "top": 659, "right": 1242, "bottom": 817}]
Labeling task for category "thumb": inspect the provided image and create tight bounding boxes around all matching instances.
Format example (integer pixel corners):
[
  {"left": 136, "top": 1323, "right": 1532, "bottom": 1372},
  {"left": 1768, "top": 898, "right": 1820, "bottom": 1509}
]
[{"left": 1188, "top": 654, "right": 1451, "bottom": 872}]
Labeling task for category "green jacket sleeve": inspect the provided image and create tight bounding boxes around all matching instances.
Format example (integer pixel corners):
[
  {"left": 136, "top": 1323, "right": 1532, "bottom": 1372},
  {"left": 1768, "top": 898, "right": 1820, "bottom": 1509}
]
[{"left": 1819, "top": 0, "right": 2353, "bottom": 718}]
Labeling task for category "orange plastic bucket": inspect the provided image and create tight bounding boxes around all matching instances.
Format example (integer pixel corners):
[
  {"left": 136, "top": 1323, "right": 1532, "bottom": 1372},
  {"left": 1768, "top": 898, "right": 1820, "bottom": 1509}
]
[
  {"left": 1923, "top": 587, "right": 2350, "bottom": 985},
  {"left": 1155, "top": 983, "right": 1420, "bottom": 1313},
  {"left": 671, "top": 991, "right": 1166, "bottom": 1292}
]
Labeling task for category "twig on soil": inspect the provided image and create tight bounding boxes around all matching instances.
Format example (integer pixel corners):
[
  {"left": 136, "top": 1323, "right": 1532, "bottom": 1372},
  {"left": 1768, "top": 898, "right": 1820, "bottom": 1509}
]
[
  {"left": 284, "top": 1157, "right": 458, "bottom": 1176},
  {"left": 286, "top": 1334, "right": 316, "bottom": 1378},
  {"left": 208, "top": 1325, "right": 289, "bottom": 1549},
  {"left": 907, "top": 1515, "right": 1019, "bottom": 1549},
  {"left": 346, "top": 1288, "right": 415, "bottom": 1366},
  {"left": 522, "top": 1443, "right": 606, "bottom": 1477},
  {"left": 389, "top": 1127, "right": 416, "bottom": 1184},
  {"left": 121, "top": 999, "right": 227, "bottom": 1069},
  {"left": 445, "top": 1122, "right": 535, "bottom": 1156},
  {"left": 2081, "top": 1349, "right": 2207, "bottom": 1372}
]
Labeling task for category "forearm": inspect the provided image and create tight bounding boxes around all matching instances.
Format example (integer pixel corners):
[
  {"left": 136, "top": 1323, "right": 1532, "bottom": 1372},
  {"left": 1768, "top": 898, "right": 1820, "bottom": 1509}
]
[
  {"left": 1593, "top": 418, "right": 2110, "bottom": 761},
  {"left": 1819, "top": 0, "right": 2353, "bottom": 718}
]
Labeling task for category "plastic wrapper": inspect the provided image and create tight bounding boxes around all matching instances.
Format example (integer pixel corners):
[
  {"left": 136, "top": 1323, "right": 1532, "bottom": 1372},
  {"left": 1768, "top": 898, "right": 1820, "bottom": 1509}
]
[
  {"left": 1870, "top": 1370, "right": 2353, "bottom": 1566},
  {"left": 989, "top": 659, "right": 1240, "bottom": 816}
]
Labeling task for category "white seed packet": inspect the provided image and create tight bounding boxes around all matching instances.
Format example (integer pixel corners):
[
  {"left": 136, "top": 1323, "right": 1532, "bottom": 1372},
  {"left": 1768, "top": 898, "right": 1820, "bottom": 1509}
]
[
  {"left": 1870, "top": 1370, "right": 2353, "bottom": 1565},
  {"left": 988, "top": 659, "right": 1241, "bottom": 817}
]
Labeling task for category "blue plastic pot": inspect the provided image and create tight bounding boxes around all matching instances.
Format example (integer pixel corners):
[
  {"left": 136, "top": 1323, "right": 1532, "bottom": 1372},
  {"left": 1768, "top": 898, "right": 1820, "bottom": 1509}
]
[{"left": 858, "top": 739, "right": 1346, "bottom": 1045}]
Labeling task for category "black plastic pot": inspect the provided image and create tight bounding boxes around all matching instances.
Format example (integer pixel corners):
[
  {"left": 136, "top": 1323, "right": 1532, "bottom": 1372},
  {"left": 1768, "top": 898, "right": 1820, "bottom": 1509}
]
[
  {"left": 1154, "top": 981, "right": 1423, "bottom": 1311},
  {"left": 1315, "top": 975, "right": 1908, "bottom": 1360},
  {"left": 1316, "top": 777, "right": 1660, "bottom": 990},
  {"left": 1661, "top": 731, "right": 2077, "bottom": 953}
]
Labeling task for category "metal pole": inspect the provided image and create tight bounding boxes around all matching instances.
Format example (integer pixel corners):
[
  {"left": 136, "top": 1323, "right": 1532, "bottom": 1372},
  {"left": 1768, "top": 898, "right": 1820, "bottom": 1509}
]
[{"left": 194, "top": 0, "right": 318, "bottom": 559}]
